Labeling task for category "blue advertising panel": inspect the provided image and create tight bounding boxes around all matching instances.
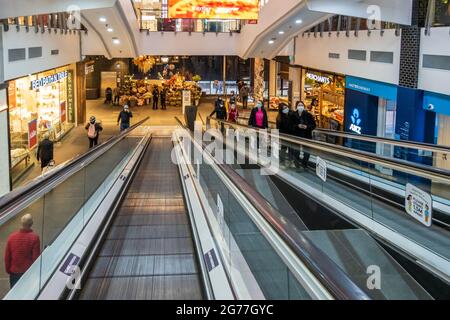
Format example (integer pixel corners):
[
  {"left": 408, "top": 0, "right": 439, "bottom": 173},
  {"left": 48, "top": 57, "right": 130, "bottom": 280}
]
[
  {"left": 346, "top": 76, "right": 398, "bottom": 101},
  {"left": 423, "top": 91, "right": 450, "bottom": 117}
]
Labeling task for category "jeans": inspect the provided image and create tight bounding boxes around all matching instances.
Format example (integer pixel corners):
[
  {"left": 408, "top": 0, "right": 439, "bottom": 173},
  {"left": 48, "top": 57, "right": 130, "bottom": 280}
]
[
  {"left": 9, "top": 273, "right": 23, "bottom": 288},
  {"left": 242, "top": 96, "right": 248, "bottom": 109},
  {"left": 120, "top": 123, "right": 130, "bottom": 131}
]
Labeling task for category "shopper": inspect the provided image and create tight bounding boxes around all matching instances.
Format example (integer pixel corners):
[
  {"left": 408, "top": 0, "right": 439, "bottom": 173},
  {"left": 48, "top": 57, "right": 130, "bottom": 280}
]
[
  {"left": 160, "top": 86, "right": 167, "bottom": 110},
  {"left": 228, "top": 103, "right": 239, "bottom": 123},
  {"left": 240, "top": 85, "right": 249, "bottom": 109},
  {"left": 276, "top": 103, "right": 294, "bottom": 165},
  {"left": 210, "top": 97, "right": 227, "bottom": 132},
  {"left": 36, "top": 133, "right": 54, "bottom": 171},
  {"left": 291, "top": 101, "right": 316, "bottom": 168},
  {"left": 248, "top": 101, "right": 268, "bottom": 151},
  {"left": 105, "top": 87, "right": 113, "bottom": 104},
  {"left": 113, "top": 87, "right": 120, "bottom": 106},
  {"left": 117, "top": 105, "right": 133, "bottom": 131},
  {"left": 229, "top": 90, "right": 237, "bottom": 106},
  {"left": 85, "top": 116, "right": 103, "bottom": 148},
  {"left": 152, "top": 86, "right": 159, "bottom": 110},
  {"left": 4, "top": 214, "right": 41, "bottom": 289}
]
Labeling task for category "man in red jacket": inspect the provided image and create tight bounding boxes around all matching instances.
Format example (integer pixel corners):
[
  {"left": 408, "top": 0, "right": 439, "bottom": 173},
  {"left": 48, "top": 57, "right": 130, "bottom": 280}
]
[{"left": 4, "top": 214, "right": 41, "bottom": 288}]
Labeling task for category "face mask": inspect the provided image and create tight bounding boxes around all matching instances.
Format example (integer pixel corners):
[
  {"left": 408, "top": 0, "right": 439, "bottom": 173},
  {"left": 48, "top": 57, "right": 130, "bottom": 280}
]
[
  {"left": 297, "top": 105, "right": 305, "bottom": 113},
  {"left": 257, "top": 103, "right": 262, "bottom": 109},
  {"left": 282, "top": 108, "right": 289, "bottom": 114}
]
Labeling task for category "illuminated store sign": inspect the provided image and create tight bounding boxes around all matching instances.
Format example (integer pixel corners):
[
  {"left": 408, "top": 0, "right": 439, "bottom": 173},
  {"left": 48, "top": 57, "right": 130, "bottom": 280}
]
[
  {"left": 168, "top": 0, "right": 260, "bottom": 19},
  {"left": 31, "top": 71, "right": 68, "bottom": 90},
  {"left": 349, "top": 108, "right": 362, "bottom": 134},
  {"left": 306, "top": 72, "right": 331, "bottom": 85}
]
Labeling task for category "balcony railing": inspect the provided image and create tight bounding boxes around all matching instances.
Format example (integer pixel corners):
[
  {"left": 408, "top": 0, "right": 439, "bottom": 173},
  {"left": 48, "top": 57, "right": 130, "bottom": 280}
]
[{"left": 0, "top": 12, "right": 87, "bottom": 33}]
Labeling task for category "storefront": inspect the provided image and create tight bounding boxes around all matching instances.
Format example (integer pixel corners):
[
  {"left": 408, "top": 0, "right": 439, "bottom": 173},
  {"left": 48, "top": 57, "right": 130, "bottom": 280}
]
[
  {"left": 423, "top": 91, "right": 450, "bottom": 171},
  {"left": 7, "top": 64, "right": 77, "bottom": 182},
  {"left": 301, "top": 68, "right": 345, "bottom": 130}
]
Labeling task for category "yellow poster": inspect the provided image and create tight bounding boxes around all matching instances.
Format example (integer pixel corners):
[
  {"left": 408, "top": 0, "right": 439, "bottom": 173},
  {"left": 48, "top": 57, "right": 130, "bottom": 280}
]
[{"left": 168, "top": 0, "right": 260, "bottom": 19}]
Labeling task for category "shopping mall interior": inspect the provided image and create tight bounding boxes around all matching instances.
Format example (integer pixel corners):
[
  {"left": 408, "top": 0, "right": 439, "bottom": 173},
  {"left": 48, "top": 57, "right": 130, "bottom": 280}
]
[{"left": 0, "top": 0, "right": 449, "bottom": 304}]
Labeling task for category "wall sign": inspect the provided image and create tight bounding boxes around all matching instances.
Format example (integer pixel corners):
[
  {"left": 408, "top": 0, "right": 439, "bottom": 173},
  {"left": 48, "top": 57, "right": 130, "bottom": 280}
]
[
  {"left": 85, "top": 64, "right": 94, "bottom": 75},
  {"left": 405, "top": 183, "right": 433, "bottom": 227},
  {"left": 66, "top": 70, "right": 75, "bottom": 123},
  {"left": 346, "top": 76, "right": 397, "bottom": 101},
  {"left": 306, "top": 72, "right": 331, "bottom": 85},
  {"left": 8, "top": 82, "right": 16, "bottom": 110},
  {"left": 423, "top": 91, "right": 450, "bottom": 117},
  {"left": 349, "top": 108, "right": 362, "bottom": 134},
  {"left": 31, "top": 71, "right": 68, "bottom": 90}
]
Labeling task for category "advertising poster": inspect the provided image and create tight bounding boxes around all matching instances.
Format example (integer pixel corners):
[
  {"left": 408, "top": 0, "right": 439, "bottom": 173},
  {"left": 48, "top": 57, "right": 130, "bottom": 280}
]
[
  {"left": 8, "top": 82, "right": 16, "bottom": 110},
  {"left": 168, "top": 0, "right": 260, "bottom": 19},
  {"left": 182, "top": 90, "right": 191, "bottom": 115},
  {"left": 60, "top": 101, "right": 67, "bottom": 123},
  {"left": 66, "top": 70, "right": 75, "bottom": 123},
  {"left": 28, "top": 119, "right": 38, "bottom": 149},
  {"left": 405, "top": 183, "right": 433, "bottom": 227}
]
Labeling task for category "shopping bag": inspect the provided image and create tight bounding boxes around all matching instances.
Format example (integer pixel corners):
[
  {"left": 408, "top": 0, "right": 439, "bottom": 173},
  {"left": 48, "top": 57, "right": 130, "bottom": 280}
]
[{"left": 42, "top": 160, "right": 56, "bottom": 175}]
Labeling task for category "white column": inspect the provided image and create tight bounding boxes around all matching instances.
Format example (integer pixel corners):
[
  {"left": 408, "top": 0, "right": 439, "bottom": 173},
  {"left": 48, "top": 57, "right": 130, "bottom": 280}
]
[{"left": 0, "top": 88, "right": 11, "bottom": 196}]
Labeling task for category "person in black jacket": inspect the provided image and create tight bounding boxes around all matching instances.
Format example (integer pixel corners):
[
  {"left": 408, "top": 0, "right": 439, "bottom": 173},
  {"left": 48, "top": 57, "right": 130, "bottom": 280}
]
[
  {"left": 210, "top": 97, "right": 227, "bottom": 132},
  {"left": 86, "top": 116, "right": 103, "bottom": 148},
  {"left": 291, "top": 101, "right": 316, "bottom": 168},
  {"left": 160, "top": 87, "right": 167, "bottom": 110},
  {"left": 36, "top": 133, "right": 54, "bottom": 170},
  {"left": 276, "top": 103, "right": 293, "bottom": 164},
  {"left": 117, "top": 105, "right": 133, "bottom": 131},
  {"left": 152, "top": 86, "right": 159, "bottom": 110}
]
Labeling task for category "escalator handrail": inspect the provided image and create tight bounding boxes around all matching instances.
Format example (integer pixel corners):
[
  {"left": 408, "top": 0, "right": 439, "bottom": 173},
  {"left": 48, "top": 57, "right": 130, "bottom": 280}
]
[
  {"left": 209, "top": 117, "right": 450, "bottom": 183},
  {"left": 236, "top": 116, "right": 450, "bottom": 153},
  {"left": 0, "top": 117, "right": 150, "bottom": 222},
  {"left": 175, "top": 117, "right": 370, "bottom": 300}
]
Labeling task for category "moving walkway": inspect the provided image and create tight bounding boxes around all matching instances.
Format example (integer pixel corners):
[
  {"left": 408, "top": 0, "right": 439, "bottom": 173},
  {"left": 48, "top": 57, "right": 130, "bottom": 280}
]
[
  {"left": 0, "top": 116, "right": 440, "bottom": 300},
  {"left": 208, "top": 117, "right": 450, "bottom": 299}
]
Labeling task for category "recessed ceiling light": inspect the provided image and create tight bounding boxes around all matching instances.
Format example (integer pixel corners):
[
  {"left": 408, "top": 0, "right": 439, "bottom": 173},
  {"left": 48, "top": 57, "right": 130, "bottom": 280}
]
[
  {"left": 278, "top": 31, "right": 285, "bottom": 35},
  {"left": 268, "top": 40, "right": 275, "bottom": 44},
  {"left": 113, "top": 38, "right": 120, "bottom": 44},
  {"left": 107, "top": 27, "right": 114, "bottom": 32},
  {"left": 99, "top": 17, "right": 107, "bottom": 23},
  {"left": 296, "top": 19, "right": 303, "bottom": 24}
]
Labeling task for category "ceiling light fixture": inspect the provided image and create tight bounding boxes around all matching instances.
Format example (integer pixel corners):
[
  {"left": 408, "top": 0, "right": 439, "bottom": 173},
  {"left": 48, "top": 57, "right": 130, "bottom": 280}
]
[
  {"left": 99, "top": 17, "right": 107, "bottom": 23},
  {"left": 268, "top": 40, "right": 275, "bottom": 44},
  {"left": 279, "top": 31, "right": 285, "bottom": 35},
  {"left": 107, "top": 27, "right": 114, "bottom": 32},
  {"left": 113, "top": 38, "right": 120, "bottom": 44},
  {"left": 296, "top": 19, "right": 303, "bottom": 24}
]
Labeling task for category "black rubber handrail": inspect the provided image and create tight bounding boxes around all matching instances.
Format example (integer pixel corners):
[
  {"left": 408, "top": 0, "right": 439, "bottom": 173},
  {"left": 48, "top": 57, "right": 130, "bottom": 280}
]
[
  {"left": 235, "top": 115, "right": 450, "bottom": 153},
  {"left": 175, "top": 117, "right": 370, "bottom": 300},
  {"left": 209, "top": 117, "right": 450, "bottom": 183},
  {"left": 0, "top": 117, "right": 150, "bottom": 221}
]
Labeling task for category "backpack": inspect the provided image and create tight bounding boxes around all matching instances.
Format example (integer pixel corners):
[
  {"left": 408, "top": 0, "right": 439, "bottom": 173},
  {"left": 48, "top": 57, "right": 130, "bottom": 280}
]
[{"left": 88, "top": 123, "right": 97, "bottom": 138}]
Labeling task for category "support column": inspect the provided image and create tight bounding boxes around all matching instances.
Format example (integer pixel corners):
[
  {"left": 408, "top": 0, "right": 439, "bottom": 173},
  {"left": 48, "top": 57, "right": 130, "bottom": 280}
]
[
  {"left": 76, "top": 61, "right": 87, "bottom": 125},
  {"left": 253, "top": 58, "right": 265, "bottom": 103},
  {"left": 289, "top": 66, "right": 302, "bottom": 109}
]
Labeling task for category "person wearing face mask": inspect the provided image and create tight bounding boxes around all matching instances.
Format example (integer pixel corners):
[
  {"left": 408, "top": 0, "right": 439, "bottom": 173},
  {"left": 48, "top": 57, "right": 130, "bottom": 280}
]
[
  {"left": 291, "top": 101, "right": 316, "bottom": 168},
  {"left": 277, "top": 103, "right": 294, "bottom": 165},
  {"left": 248, "top": 101, "right": 268, "bottom": 151},
  {"left": 228, "top": 103, "right": 239, "bottom": 123},
  {"left": 210, "top": 97, "right": 227, "bottom": 132},
  {"left": 85, "top": 116, "right": 103, "bottom": 149}
]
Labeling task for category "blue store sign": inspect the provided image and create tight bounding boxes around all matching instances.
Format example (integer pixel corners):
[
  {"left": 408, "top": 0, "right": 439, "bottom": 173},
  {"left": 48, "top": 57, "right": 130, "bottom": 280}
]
[
  {"left": 346, "top": 76, "right": 398, "bottom": 101},
  {"left": 423, "top": 91, "right": 450, "bottom": 117}
]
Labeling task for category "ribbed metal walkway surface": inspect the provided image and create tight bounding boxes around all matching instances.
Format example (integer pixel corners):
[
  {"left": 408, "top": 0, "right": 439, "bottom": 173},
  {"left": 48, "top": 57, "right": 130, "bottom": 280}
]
[{"left": 79, "top": 137, "right": 203, "bottom": 300}]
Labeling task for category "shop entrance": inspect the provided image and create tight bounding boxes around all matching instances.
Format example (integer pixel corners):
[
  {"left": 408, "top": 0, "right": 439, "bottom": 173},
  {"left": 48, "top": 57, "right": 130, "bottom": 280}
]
[{"left": 436, "top": 114, "right": 450, "bottom": 171}]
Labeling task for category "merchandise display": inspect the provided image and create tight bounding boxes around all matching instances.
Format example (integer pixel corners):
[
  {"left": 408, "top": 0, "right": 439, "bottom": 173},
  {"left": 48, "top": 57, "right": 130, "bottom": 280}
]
[
  {"left": 303, "top": 69, "right": 345, "bottom": 130},
  {"left": 8, "top": 65, "right": 76, "bottom": 181}
]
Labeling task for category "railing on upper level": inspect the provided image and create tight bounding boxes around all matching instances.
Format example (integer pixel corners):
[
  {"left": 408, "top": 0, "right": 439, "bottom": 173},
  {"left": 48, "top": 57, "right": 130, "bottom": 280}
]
[
  {"left": 302, "top": 15, "right": 401, "bottom": 38},
  {"left": 425, "top": 0, "right": 450, "bottom": 35},
  {"left": 0, "top": 12, "right": 87, "bottom": 34}
]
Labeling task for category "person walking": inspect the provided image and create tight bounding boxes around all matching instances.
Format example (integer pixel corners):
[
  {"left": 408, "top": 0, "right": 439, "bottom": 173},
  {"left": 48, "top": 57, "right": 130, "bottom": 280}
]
[
  {"left": 160, "top": 86, "right": 167, "bottom": 110},
  {"left": 291, "top": 101, "right": 316, "bottom": 168},
  {"left": 240, "top": 85, "right": 249, "bottom": 109},
  {"left": 105, "top": 87, "right": 113, "bottom": 104},
  {"left": 248, "top": 101, "right": 268, "bottom": 151},
  {"left": 113, "top": 87, "right": 120, "bottom": 106},
  {"left": 228, "top": 103, "right": 239, "bottom": 123},
  {"left": 36, "top": 133, "right": 54, "bottom": 172},
  {"left": 152, "top": 86, "right": 159, "bottom": 110},
  {"left": 85, "top": 116, "right": 103, "bottom": 148},
  {"left": 4, "top": 214, "right": 41, "bottom": 288},
  {"left": 117, "top": 105, "right": 133, "bottom": 131},
  {"left": 229, "top": 90, "right": 237, "bottom": 106}
]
